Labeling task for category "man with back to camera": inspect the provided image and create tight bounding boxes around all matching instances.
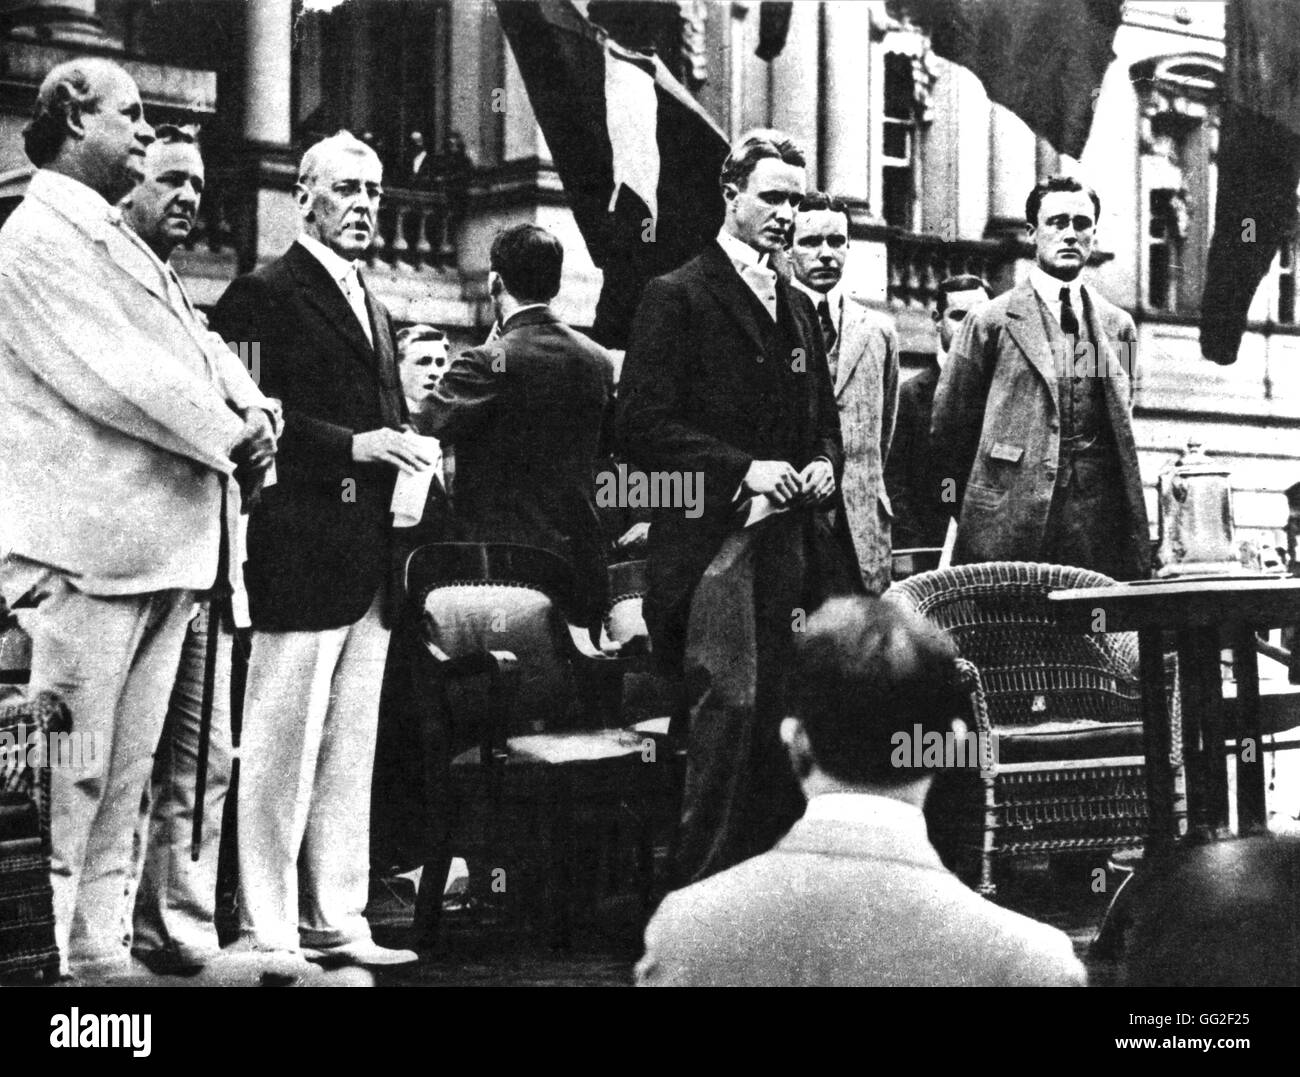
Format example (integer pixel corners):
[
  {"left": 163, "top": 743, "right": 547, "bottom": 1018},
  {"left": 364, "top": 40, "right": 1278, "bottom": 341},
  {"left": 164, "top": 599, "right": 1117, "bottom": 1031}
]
[
  {"left": 885, "top": 274, "right": 989, "bottom": 551},
  {"left": 931, "top": 176, "right": 1149, "bottom": 579},
  {"left": 636, "top": 595, "right": 1087, "bottom": 987},
  {"left": 422, "top": 224, "right": 615, "bottom": 628},
  {"left": 210, "top": 131, "right": 426, "bottom": 971}
]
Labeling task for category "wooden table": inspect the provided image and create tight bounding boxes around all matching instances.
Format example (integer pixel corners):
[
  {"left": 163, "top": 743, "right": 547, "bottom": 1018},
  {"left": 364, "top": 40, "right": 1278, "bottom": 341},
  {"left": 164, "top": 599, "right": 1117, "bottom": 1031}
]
[{"left": 1049, "top": 577, "right": 1300, "bottom": 852}]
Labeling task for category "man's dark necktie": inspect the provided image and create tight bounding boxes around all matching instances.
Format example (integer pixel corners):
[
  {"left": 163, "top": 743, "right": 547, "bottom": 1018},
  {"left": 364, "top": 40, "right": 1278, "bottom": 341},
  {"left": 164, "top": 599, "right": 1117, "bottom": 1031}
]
[
  {"left": 1059, "top": 286, "right": 1080, "bottom": 337},
  {"left": 818, "top": 298, "right": 838, "bottom": 353}
]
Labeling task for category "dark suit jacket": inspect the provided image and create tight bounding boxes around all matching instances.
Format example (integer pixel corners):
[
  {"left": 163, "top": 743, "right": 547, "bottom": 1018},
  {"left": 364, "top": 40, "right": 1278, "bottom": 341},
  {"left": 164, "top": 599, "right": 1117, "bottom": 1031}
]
[
  {"left": 423, "top": 306, "right": 615, "bottom": 622},
  {"left": 616, "top": 242, "right": 844, "bottom": 669},
  {"left": 210, "top": 240, "right": 406, "bottom": 631},
  {"left": 637, "top": 811, "right": 1087, "bottom": 987},
  {"left": 885, "top": 360, "right": 950, "bottom": 549}
]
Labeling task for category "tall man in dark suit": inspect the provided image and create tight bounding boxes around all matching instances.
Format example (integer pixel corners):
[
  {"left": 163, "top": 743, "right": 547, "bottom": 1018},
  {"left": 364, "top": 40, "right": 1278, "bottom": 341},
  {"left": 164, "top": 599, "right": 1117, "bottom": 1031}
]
[
  {"left": 424, "top": 224, "right": 615, "bottom": 624},
  {"left": 618, "top": 130, "right": 845, "bottom": 884},
  {"left": 885, "top": 274, "right": 988, "bottom": 550},
  {"left": 210, "top": 132, "right": 427, "bottom": 970},
  {"left": 636, "top": 596, "right": 1086, "bottom": 987},
  {"left": 932, "top": 176, "right": 1150, "bottom": 579}
]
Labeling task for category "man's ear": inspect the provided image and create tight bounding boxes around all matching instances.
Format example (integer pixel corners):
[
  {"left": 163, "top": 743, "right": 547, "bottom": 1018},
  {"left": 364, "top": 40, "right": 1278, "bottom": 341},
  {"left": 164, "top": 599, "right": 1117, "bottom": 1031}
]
[
  {"left": 780, "top": 716, "right": 813, "bottom": 781},
  {"left": 294, "top": 182, "right": 313, "bottom": 221},
  {"left": 722, "top": 182, "right": 738, "bottom": 207},
  {"left": 931, "top": 308, "right": 941, "bottom": 326},
  {"left": 488, "top": 270, "right": 504, "bottom": 297}
]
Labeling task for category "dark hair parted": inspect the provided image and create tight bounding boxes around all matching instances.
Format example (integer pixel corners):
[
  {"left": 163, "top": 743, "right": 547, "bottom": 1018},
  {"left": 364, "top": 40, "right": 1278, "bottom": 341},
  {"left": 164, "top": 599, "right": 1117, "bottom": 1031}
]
[
  {"left": 718, "top": 128, "right": 806, "bottom": 193},
  {"left": 796, "top": 190, "right": 848, "bottom": 217},
  {"left": 935, "top": 274, "right": 990, "bottom": 314},
  {"left": 1025, "top": 174, "right": 1101, "bottom": 227},
  {"left": 396, "top": 324, "right": 447, "bottom": 352},
  {"left": 489, "top": 223, "right": 564, "bottom": 303},
  {"left": 790, "top": 596, "right": 969, "bottom": 787}
]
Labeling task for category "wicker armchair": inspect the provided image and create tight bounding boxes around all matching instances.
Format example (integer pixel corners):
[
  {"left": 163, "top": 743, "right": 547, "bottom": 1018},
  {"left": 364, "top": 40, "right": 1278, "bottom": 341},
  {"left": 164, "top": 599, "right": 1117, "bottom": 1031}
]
[{"left": 886, "top": 561, "right": 1159, "bottom": 896}]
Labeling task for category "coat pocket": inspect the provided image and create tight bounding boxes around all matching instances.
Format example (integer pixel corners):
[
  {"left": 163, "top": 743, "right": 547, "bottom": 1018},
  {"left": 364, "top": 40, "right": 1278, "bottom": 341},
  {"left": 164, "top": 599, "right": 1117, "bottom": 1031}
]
[{"left": 963, "top": 481, "right": 1006, "bottom": 512}]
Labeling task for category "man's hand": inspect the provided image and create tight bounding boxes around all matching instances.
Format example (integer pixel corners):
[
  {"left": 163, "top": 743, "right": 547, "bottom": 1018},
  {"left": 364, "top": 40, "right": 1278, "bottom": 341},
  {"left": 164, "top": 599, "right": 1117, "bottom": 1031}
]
[
  {"left": 796, "top": 458, "right": 835, "bottom": 505},
  {"left": 351, "top": 428, "right": 434, "bottom": 475},
  {"left": 231, "top": 408, "right": 276, "bottom": 473},
  {"left": 743, "top": 460, "right": 801, "bottom": 505}
]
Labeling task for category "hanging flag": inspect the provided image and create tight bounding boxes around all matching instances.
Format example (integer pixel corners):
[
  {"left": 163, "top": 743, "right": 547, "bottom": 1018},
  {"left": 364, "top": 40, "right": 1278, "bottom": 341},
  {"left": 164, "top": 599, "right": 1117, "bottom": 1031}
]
[
  {"left": 495, "top": 0, "right": 729, "bottom": 348},
  {"left": 889, "top": 0, "right": 1123, "bottom": 159},
  {"left": 756, "top": 2, "right": 794, "bottom": 62},
  {"left": 1200, "top": 0, "right": 1300, "bottom": 365}
]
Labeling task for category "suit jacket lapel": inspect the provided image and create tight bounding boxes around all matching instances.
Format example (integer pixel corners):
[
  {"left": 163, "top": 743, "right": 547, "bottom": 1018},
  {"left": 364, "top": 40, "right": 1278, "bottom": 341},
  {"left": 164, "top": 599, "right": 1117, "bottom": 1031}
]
[
  {"left": 834, "top": 299, "right": 865, "bottom": 397},
  {"left": 364, "top": 283, "right": 403, "bottom": 426},
  {"left": 698, "top": 242, "right": 772, "bottom": 355},
  {"left": 287, "top": 243, "right": 376, "bottom": 366},
  {"left": 1003, "top": 281, "right": 1059, "bottom": 395}
]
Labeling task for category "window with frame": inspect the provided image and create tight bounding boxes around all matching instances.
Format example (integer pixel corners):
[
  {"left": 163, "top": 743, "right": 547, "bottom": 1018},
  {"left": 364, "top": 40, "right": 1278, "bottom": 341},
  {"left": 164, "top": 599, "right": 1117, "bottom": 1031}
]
[{"left": 882, "top": 51, "right": 917, "bottom": 229}]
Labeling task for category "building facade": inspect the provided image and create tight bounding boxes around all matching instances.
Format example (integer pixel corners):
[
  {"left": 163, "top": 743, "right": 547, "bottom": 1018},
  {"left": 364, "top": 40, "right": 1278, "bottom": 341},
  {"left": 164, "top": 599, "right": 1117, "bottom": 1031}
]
[{"left": 2, "top": 0, "right": 1295, "bottom": 551}]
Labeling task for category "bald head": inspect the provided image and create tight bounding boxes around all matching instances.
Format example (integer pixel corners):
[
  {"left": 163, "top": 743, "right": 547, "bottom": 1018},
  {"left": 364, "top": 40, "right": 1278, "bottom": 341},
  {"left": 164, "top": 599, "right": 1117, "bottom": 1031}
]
[{"left": 24, "top": 58, "right": 154, "bottom": 203}]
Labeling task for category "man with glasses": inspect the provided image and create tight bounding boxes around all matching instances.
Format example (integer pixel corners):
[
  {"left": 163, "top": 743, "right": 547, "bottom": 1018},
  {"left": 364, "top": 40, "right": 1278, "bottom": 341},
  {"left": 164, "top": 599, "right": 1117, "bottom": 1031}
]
[{"left": 931, "top": 175, "right": 1150, "bottom": 580}]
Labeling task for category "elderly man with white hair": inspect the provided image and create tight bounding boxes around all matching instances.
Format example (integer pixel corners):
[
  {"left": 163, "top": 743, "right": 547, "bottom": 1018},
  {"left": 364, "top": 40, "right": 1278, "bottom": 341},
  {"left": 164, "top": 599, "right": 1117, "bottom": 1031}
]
[{"left": 211, "top": 131, "right": 428, "bottom": 971}]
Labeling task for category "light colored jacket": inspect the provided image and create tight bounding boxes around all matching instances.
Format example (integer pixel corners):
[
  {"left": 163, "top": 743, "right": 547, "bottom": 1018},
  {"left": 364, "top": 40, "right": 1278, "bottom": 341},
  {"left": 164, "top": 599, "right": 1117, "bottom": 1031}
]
[
  {"left": 930, "top": 279, "right": 1149, "bottom": 578},
  {"left": 0, "top": 171, "right": 266, "bottom": 594},
  {"left": 636, "top": 811, "right": 1086, "bottom": 987},
  {"left": 835, "top": 296, "right": 899, "bottom": 593}
]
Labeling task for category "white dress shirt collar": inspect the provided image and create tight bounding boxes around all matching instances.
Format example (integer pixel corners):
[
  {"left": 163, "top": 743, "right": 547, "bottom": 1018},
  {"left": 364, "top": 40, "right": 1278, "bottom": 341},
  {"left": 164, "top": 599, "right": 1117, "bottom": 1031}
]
[
  {"left": 28, "top": 169, "right": 115, "bottom": 232},
  {"left": 802, "top": 791, "right": 928, "bottom": 841},
  {"left": 791, "top": 277, "right": 843, "bottom": 317},
  {"left": 716, "top": 226, "right": 771, "bottom": 271},
  {"left": 296, "top": 231, "right": 361, "bottom": 286},
  {"left": 1030, "top": 264, "right": 1084, "bottom": 321}
]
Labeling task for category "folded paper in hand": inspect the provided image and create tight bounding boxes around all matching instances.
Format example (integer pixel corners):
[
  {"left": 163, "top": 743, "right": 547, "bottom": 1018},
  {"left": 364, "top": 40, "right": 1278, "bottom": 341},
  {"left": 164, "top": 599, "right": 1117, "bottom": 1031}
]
[{"left": 390, "top": 434, "right": 444, "bottom": 527}]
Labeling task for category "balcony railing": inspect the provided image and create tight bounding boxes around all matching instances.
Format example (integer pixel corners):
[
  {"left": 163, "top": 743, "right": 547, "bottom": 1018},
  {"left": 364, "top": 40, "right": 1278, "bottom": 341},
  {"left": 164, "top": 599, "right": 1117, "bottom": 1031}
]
[
  {"left": 365, "top": 188, "right": 461, "bottom": 273},
  {"left": 870, "top": 226, "right": 1023, "bottom": 311}
]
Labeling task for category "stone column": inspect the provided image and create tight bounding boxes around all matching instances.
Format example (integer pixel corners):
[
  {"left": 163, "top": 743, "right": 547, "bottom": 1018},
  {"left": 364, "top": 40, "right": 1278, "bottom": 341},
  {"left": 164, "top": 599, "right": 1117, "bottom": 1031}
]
[
  {"left": 822, "top": 1, "right": 872, "bottom": 201},
  {"left": 5, "top": 0, "right": 114, "bottom": 48},
  {"left": 244, "top": 0, "right": 292, "bottom": 147},
  {"left": 769, "top": 0, "right": 819, "bottom": 182},
  {"left": 987, "top": 105, "right": 1036, "bottom": 239}
]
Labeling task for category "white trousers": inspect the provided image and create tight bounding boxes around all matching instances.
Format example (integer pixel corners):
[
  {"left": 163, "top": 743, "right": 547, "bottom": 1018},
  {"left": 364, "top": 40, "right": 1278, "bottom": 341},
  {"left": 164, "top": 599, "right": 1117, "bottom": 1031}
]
[
  {"left": 131, "top": 600, "right": 232, "bottom": 962},
  {"left": 1, "top": 561, "right": 195, "bottom": 973},
  {"left": 236, "top": 593, "right": 389, "bottom": 951}
]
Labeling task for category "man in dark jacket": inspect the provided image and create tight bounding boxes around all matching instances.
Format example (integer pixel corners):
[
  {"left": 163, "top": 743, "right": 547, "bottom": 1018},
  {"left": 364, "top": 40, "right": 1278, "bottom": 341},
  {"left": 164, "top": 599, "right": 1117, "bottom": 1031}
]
[
  {"left": 210, "top": 131, "right": 425, "bottom": 971},
  {"left": 424, "top": 224, "right": 615, "bottom": 626},
  {"left": 617, "top": 129, "right": 846, "bottom": 883}
]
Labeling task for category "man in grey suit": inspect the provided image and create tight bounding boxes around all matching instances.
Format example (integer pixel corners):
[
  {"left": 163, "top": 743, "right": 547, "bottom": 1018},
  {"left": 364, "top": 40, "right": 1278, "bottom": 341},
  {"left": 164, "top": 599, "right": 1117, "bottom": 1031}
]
[
  {"left": 931, "top": 175, "right": 1150, "bottom": 579},
  {"left": 636, "top": 595, "right": 1087, "bottom": 987},
  {"left": 788, "top": 192, "right": 899, "bottom": 593}
]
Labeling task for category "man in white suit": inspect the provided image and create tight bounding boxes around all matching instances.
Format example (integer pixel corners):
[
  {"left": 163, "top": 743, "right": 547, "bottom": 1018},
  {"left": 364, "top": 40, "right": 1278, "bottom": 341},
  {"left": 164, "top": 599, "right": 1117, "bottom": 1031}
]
[
  {"left": 788, "top": 192, "right": 899, "bottom": 594},
  {"left": 636, "top": 595, "right": 1086, "bottom": 987},
  {"left": 0, "top": 59, "right": 276, "bottom": 979}
]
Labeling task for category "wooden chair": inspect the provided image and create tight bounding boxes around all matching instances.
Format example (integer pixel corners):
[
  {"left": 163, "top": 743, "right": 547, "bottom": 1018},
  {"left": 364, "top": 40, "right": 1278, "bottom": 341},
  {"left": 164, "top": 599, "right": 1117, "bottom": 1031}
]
[
  {"left": 402, "top": 543, "right": 672, "bottom": 950},
  {"left": 0, "top": 599, "right": 63, "bottom": 983},
  {"left": 886, "top": 562, "right": 1156, "bottom": 896}
]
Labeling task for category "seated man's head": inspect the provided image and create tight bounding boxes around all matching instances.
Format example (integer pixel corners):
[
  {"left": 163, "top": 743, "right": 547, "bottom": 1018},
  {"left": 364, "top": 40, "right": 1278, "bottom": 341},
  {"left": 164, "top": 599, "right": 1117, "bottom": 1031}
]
[
  {"left": 396, "top": 324, "right": 450, "bottom": 410},
  {"left": 719, "top": 128, "right": 807, "bottom": 255},
  {"left": 120, "top": 124, "right": 204, "bottom": 262},
  {"left": 784, "top": 596, "right": 971, "bottom": 804},
  {"left": 488, "top": 223, "right": 563, "bottom": 322}
]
